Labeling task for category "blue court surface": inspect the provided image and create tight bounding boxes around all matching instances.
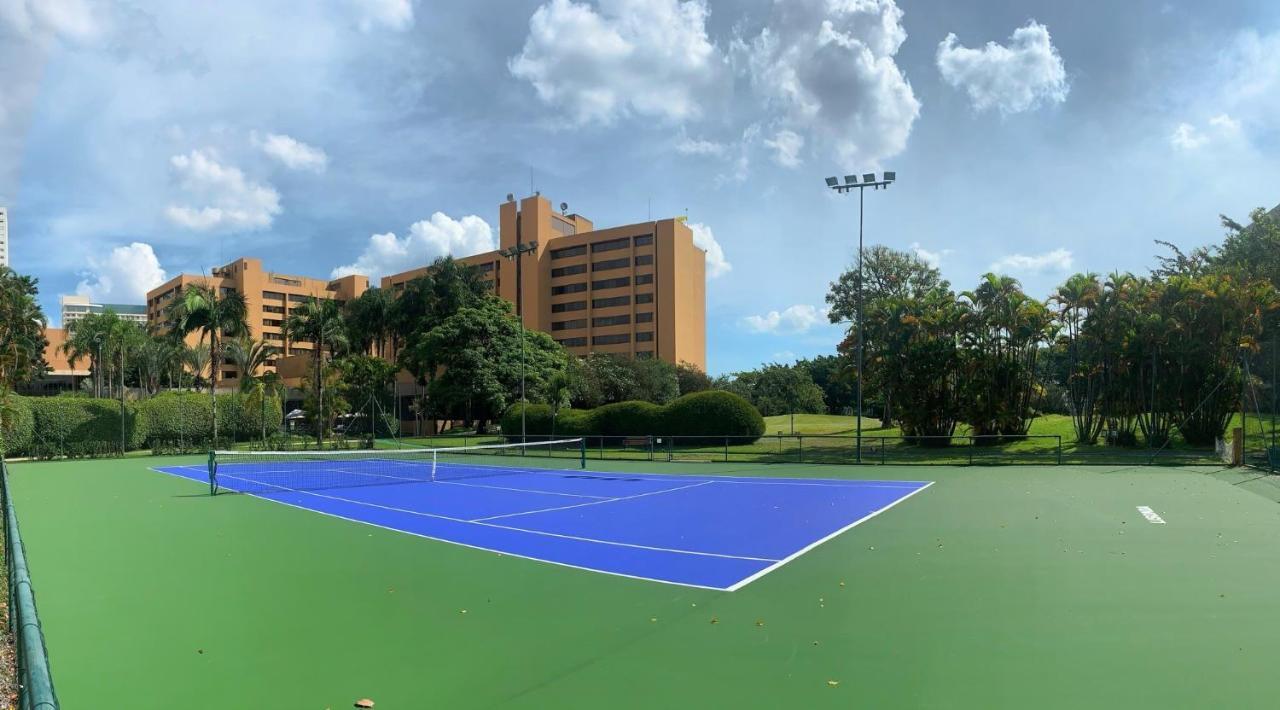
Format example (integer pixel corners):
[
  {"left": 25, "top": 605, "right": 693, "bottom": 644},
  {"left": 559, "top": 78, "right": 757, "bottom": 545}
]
[{"left": 156, "top": 459, "right": 932, "bottom": 591}]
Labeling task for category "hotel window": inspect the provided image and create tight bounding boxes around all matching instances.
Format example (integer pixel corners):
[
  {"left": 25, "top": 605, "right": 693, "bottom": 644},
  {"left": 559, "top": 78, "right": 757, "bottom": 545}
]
[
  {"left": 288, "top": 293, "right": 313, "bottom": 303},
  {"left": 593, "top": 333, "right": 631, "bottom": 345},
  {"left": 552, "top": 301, "right": 587, "bottom": 313},
  {"left": 552, "top": 319, "right": 587, "bottom": 331},
  {"left": 222, "top": 370, "right": 238, "bottom": 380},
  {"left": 556, "top": 337, "right": 588, "bottom": 347},
  {"left": 592, "top": 276, "right": 630, "bottom": 290},
  {"left": 593, "top": 314, "right": 631, "bottom": 327},
  {"left": 634, "top": 254, "right": 653, "bottom": 266},
  {"left": 636, "top": 332, "right": 654, "bottom": 343},
  {"left": 551, "top": 264, "right": 587, "bottom": 277},
  {"left": 264, "top": 305, "right": 285, "bottom": 314},
  {"left": 551, "top": 282, "right": 588, "bottom": 296},
  {"left": 477, "top": 262, "right": 495, "bottom": 273},
  {"left": 634, "top": 234, "right": 654, "bottom": 246},
  {"left": 636, "top": 293, "right": 654, "bottom": 304},
  {"left": 592, "top": 257, "right": 629, "bottom": 272},
  {"left": 636, "top": 274, "right": 654, "bottom": 285},
  {"left": 593, "top": 295, "right": 630, "bottom": 309},
  {"left": 551, "top": 245, "right": 587, "bottom": 259},
  {"left": 263, "top": 318, "right": 282, "bottom": 327},
  {"left": 636, "top": 312, "right": 654, "bottom": 323},
  {"left": 591, "top": 237, "right": 630, "bottom": 253}
]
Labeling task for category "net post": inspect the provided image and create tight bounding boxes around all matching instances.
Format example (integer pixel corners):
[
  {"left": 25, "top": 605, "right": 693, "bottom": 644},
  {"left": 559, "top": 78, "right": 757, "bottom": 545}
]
[
  {"left": 579, "top": 438, "right": 586, "bottom": 469},
  {"left": 431, "top": 450, "right": 438, "bottom": 482},
  {"left": 207, "top": 450, "right": 216, "bottom": 496}
]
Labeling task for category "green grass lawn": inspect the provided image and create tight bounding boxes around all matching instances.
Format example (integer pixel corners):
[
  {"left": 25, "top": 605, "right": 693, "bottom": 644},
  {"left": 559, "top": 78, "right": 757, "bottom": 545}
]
[{"left": 10, "top": 455, "right": 1280, "bottom": 708}]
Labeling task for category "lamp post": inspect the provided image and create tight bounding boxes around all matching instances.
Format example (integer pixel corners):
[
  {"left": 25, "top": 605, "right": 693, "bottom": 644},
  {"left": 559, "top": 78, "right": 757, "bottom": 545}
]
[
  {"left": 825, "top": 171, "right": 896, "bottom": 464},
  {"left": 500, "top": 241, "right": 538, "bottom": 444}
]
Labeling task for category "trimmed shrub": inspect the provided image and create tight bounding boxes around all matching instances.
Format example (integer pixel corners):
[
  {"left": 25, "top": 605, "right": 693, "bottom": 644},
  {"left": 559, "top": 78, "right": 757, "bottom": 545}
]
[
  {"left": 1, "top": 395, "right": 35, "bottom": 457},
  {"left": 140, "top": 392, "right": 282, "bottom": 452},
  {"left": 660, "top": 390, "right": 765, "bottom": 442},
  {"left": 29, "top": 397, "right": 146, "bottom": 458},
  {"left": 501, "top": 390, "right": 763, "bottom": 443},
  {"left": 592, "top": 401, "right": 661, "bottom": 437}
]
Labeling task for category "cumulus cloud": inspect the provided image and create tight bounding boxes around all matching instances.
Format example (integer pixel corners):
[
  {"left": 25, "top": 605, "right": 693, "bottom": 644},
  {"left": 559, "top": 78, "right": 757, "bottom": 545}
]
[
  {"left": 0, "top": 0, "right": 100, "bottom": 42},
  {"left": 1170, "top": 113, "right": 1240, "bottom": 150},
  {"left": 743, "top": 304, "right": 825, "bottom": 334},
  {"left": 910, "top": 242, "right": 951, "bottom": 269},
  {"left": 675, "top": 135, "right": 727, "bottom": 156},
  {"left": 253, "top": 132, "right": 329, "bottom": 172},
  {"left": 351, "top": 0, "right": 413, "bottom": 31},
  {"left": 687, "top": 221, "right": 730, "bottom": 278},
  {"left": 75, "top": 242, "right": 167, "bottom": 304},
  {"left": 737, "top": 0, "right": 919, "bottom": 167},
  {"left": 332, "top": 213, "right": 495, "bottom": 281},
  {"left": 165, "top": 149, "right": 281, "bottom": 231},
  {"left": 936, "top": 21, "right": 1068, "bottom": 114},
  {"left": 763, "top": 129, "right": 803, "bottom": 168},
  {"left": 509, "top": 0, "right": 726, "bottom": 124},
  {"left": 989, "top": 248, "right": 1073, "bottom": 275}
]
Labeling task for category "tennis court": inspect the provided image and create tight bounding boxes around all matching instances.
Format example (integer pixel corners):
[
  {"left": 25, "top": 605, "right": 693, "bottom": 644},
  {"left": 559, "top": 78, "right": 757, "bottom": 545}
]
[
  {"left": 157, "top": 442, "right": 932, "bottom": 590},
  {"left": 13, "top": 453, "right": 1280, "bottom": 708}
]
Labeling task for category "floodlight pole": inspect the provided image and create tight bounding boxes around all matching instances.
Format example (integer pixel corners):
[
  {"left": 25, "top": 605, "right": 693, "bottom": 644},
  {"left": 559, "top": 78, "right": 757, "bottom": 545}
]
[
  {"left": 826, "top": 173, "right": 895, "bottom": 464},
  {"left": 500, "top": 241, "right": 538, "bottom": 444}
]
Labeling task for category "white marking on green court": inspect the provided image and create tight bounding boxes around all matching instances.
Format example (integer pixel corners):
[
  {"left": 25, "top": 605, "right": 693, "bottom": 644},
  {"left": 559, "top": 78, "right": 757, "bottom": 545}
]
[{"left": 1136, "top": 506, "right": 1166, "bottom": 524}]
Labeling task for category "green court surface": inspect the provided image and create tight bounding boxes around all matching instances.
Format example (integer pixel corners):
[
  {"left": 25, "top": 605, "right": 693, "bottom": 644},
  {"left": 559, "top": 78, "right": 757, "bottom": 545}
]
[{"left": 10, "top": 456, "right": 1280, "bottom": 708}]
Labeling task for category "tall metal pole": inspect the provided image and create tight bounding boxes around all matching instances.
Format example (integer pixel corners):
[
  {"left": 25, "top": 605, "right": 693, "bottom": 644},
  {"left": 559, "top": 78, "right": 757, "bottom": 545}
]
[
  {"left": 856, "top": 187, "right": 864, "bottom": 464},
  {"left": 517, "top": 251, "right": 526, "bottom": 444}
]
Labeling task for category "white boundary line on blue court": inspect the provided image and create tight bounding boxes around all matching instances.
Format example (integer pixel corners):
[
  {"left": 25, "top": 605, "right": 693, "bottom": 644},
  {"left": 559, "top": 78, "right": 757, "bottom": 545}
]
[
  {"left": 150, "top": 463, "right": 934, "bottom": 591},
  {"left": 723, "top": 480, "right": 936, "bottom": 592},
  {"left": 149, "top": 465, "right": 734, "bottom": 592},
  {"left": 469, "top": 480, "right": 714, "bottom": 522}
]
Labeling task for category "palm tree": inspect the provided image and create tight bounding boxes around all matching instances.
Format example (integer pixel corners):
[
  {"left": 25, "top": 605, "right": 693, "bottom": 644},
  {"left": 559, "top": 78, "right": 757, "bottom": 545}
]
[
  {"left": 63, "top": 312, "right": 113, "bottom": 397},
  {"left": 226, "top": 336, "right": 283, "bottom": 443},
  {"left": 104, "top": 317, "right": 145, "bottom": 452},
  {"left": 344, "top": 287, "right": 393, "bottom": 358},
  {"left": 184, "top": 346, "right": 210, "bottom": 392},
  {"left": 0, "top": 267, "right": 48, "bottom": 391},
  {"left": 284, "top": 298, "right": 348, "bottom": 446},
  {"left": 167, "top": 284, "right": 248, "bottom": 443}
]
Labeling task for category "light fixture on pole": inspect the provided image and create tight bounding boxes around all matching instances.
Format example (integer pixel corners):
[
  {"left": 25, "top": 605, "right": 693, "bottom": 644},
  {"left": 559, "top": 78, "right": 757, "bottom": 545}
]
[
  {"left": 824, "top": 171, "right": 896, "bottom": 464},
  {"left": 499, "top": 241, "right": 539, "bottom": 444}
]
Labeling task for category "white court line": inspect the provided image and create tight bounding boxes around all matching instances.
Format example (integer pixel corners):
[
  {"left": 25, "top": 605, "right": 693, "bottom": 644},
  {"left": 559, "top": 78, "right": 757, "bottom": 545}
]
[
  {"left": 724, "top": 481, "right": 935, "bottom": 592},
  {"left": 469, "top": 480, "right": 714, "bottom": 523},
  {"left": 211, "top": 473, "right": 771, "bottom": 563},
  {"left": 149, "top": 466, "right": 730, "bottom": 592}
]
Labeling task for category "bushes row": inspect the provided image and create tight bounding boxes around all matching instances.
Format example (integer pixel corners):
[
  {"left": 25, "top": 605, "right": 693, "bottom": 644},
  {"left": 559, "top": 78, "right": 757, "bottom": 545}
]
[
  {"left": 1, "top": 392, "right": 283, "bottom": 458},
  {"left": 501, "top": 390, "right": 765, "bottom": 442}
]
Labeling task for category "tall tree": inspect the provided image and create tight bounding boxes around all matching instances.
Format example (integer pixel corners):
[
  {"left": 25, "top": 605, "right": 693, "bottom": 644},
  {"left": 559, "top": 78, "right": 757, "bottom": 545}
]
[
  {"left": 226, "top": 336, "right": 281, "bottom": 443},
  {"left": 1052, "top": 273, "right": 1104, "bottom": 444},
  {"left": 283, "top": 297, "right": 349, "bottom": 446},
  {"left": 166, "top": 284, "right": 249, "bottom": 443},
  {"left": 0, "top": 266, "right": 47, "bottom": 389},
  {"left": 344, "top": 287, "right": 394, "bottom": 358}
]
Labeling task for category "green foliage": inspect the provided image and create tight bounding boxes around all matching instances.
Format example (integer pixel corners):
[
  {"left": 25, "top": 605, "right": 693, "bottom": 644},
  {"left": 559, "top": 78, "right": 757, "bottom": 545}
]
[
  {"left": 0, "top": 266, "right": 49, "bottom": 389},
  {"left": 674, "top": 362, "right": 712, "bottom": 395},
  {"left": 27, "top": 396, "right": 144, "bottom": 458},
  {"left": 712, "top": 364, "right": 825, "bottom": 420},
  {"left": 795, "top": 355, "right": 854, "bottom": 414},
  {"left": 501, "top": 390, "right": 763, "bottom": 442},
  {"left": 137, "top": 391, "right": 283, "bottom": 453},
  {"left": 0, "top": 391, "right": 34, "bottom": 456}
]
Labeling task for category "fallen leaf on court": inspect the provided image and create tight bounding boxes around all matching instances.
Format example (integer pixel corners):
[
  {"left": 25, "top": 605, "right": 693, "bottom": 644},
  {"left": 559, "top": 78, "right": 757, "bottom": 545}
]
[
  {"left": 755, "top": 619, "right": 765, "bottom": 627},
  {"left": 710, "top": 617, "right": 719, "bottom": 624},
  {"left": 827, "top": 680, "right": 839, "bottom": 688},
  {"left": 355, "top": 699, "right": 375, "bottom": 708}
]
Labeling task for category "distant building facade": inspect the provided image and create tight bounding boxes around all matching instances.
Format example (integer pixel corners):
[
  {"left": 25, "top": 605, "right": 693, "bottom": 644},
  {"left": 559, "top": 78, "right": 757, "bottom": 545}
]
[
  {"left": 383, "top": 193, "right": 707, "bottom": 371},
  {"left": 60, "top": 294, "right": 148, "bottom": 327},
  {"left": 145, "top": 257, "right": 368, "bottom": 387}
]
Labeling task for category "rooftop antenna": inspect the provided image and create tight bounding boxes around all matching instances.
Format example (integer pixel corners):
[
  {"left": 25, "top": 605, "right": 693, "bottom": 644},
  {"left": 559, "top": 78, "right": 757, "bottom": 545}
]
[{"left": 560, "top": 202, "right": 568, "bottom": 214}]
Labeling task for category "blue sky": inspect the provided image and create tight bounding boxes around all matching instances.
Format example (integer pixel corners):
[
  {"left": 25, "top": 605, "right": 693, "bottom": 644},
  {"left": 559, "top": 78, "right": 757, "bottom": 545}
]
[{"left": 2, "top": 0, "right": 1278, "bottom": 375}]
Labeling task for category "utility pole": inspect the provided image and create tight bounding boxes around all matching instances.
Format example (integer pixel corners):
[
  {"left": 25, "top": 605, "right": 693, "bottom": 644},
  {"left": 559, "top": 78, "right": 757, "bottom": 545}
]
[
  {"left": 825, "top": 172, "right": 896, "bottom": 464},
  {"left": 500, "top": 241, "right": 538, "bottom": 444}
]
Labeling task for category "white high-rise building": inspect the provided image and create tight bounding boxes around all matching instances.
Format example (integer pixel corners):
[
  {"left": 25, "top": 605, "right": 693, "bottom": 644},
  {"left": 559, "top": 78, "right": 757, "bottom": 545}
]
[
  {"left": 60, "top": 294, "right": 149, "bottom": 326},
  {"left": 0, "top": 207, "right": 8, "bottom": 267}
]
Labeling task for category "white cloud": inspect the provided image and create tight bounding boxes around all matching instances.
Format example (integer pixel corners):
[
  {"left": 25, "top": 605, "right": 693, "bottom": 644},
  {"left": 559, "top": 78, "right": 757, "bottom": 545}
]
[
  {"left": 675, "top": 135, "right": 726, "bottom": 156},
  {"left": 351, "top": 0, "right": 413, "bottom": 31},
  {"left": 253, "top": 132, "right": 328, "bottom": 173},
  {"left": 687, "top": 221, "right": 730, "bottom": 278},
  {"left": 910, "top": 242, "right": 951, "bottom": 269},
  {"left": 75, "top": 242, "right": 167, "bottom": 304},
  {"left": 763, "top": 129, "right": 803, "bottom": 168},
  {"left": 509, "top": 0, "right": 726, "bottom": 124},
  {"left": 165, "top": 149, "right": 281, "bottom": 231},
  {"left": 332, "top": 212, "right": 495, "bottom": 282},
  {"left": 737, "top": 0, "right": 919, "bottom": 167},
  {"left": 1170, "top": 113, "right": 1241, "bottom": 150},
  {"left": 936, "top": 21, "right": 1068, "bottom": 115},
  {"left": 989, "top": 248, "right": 1073, "bottom": 275},
  {"left": 743, "top": 304, "right": 825, "bottom": 334},
  {"left": 0, "top": 0, "right": 100, "bottom": 42}
]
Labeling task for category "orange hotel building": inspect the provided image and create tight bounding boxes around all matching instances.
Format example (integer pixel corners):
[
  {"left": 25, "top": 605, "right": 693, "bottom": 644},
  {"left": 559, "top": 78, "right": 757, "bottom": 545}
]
[
  {"left": 145, "top": 258, "right": 369, "bottom": 385},
  {"left": 383, "top": 193, "right": 706, "bottom": 371}
]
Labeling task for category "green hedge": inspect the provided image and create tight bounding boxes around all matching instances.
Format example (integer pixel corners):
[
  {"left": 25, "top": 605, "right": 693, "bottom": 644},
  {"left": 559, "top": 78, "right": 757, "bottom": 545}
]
[
  {"left": 1, "top": 395, "right": 34, "bottom": 457},
  {"left": 2, "top": 392, "right": 282, "bottom": 458},
  {"left": 501, "top": 390, "right": 763, "bottom": 441}
]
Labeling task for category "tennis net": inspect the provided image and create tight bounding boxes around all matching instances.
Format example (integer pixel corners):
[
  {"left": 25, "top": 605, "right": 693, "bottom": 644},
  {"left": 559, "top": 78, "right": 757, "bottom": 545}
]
[{"left": 208, "top": 438, "right": 586, "bottom": 495}]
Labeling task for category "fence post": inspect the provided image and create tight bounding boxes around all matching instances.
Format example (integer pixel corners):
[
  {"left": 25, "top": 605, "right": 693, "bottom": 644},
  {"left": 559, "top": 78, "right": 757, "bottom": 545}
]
[
  {"left": 1056, "top": 435, "right": 1062, "bottom": 465},
  {"left": 579, "top": 438, "right": 586, "bottom": 469},
  {"left": 724, "top": 437, "right": 729, "bottom": 463},
  {"left": 798, "top": 436, "right": 803, "bottom": 464},
  {"left": 968, "top": 436, "right": 974, "bottom": 466}
]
